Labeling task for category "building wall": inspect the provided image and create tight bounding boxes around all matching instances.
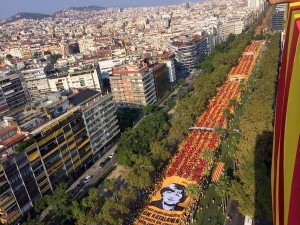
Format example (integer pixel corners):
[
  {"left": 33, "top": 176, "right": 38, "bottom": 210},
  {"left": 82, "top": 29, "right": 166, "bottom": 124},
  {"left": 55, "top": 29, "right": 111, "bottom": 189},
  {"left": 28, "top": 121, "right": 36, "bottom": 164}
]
[
  {"left": 170, "top": 37, "right": 207, "bottom": 72},
  {"left": 0, "top": 74, "right": 30, "bottom": 119},
  {"left": 272, "top": 3, "right": 300, "bottom": 225},
  {"left": 110, "top": 68, "right": 157, "bottom": 107},
  {"left": 152, "top": 63, "right": 168, "bottom": 99},
  {"left": 163, "top": 59, "right": 176, "bottom": 83},
  {"left": 0, "top": 150, "right": 42, "bottom": 225},
  {"left": 48, "top": 66, "right": 103, "bottom": 93},
  {"left": 81, "top": 95, "right": 120, "bottom": 158},
  {"left": 30, "top": 108, "right": 94, "bottom": 187},
  {"left": 21, "top": 68, "right": 51, "bottom": 101},
  {"left": 272, "top": 7, "right": 285, "bottom": 32}
]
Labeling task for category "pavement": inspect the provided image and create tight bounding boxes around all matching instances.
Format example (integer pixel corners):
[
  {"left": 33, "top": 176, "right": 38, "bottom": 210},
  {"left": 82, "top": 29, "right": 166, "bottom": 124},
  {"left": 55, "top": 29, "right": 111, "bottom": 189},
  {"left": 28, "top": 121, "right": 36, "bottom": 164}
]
[{"left": 224, "top": 201, "right": 245, "bottom": 225}]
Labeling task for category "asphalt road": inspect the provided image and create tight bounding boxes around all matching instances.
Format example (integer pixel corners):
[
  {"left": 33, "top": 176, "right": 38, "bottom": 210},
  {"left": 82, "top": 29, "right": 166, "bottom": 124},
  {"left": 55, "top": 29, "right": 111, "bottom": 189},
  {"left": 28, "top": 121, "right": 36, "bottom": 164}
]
[{"left": 67, "top": 144, "right": 118, "bottom": 200}]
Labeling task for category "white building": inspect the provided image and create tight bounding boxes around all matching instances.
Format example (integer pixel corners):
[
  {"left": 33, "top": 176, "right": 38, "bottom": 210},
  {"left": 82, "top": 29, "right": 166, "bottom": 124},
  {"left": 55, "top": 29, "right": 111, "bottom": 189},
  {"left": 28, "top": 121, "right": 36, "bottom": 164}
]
[
  {"left": 21, "top": 66, "right": 51, "bottom": 101},
  {"left": 48, "top": 64, "right": 103, "bottom": 93},
  {"left": 78, "top": 38, "right": 96, "bottom": 54},
  {"left": 98, "top": 58, "right": 124, "bottom": 79}
]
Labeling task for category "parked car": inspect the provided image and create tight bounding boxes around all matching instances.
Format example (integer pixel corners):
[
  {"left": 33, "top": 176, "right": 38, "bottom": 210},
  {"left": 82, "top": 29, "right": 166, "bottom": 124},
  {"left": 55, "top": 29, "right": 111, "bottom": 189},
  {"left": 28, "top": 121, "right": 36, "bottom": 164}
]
[
  {"left": 83, "top": 175, "right": 93, "bottom": 184},
  {"left": 99, "top": 158, "right": 111, "bottom": 168},
  {"left": 108, "top": 152, "right": 115, "bottom": 159}
]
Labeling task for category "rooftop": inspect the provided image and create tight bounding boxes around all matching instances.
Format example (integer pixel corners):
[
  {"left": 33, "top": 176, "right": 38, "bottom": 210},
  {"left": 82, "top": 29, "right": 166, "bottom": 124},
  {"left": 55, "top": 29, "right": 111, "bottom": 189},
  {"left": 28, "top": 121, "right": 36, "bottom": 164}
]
[{"left": 68, "top": 89, "right": 100, "bottom": 106}]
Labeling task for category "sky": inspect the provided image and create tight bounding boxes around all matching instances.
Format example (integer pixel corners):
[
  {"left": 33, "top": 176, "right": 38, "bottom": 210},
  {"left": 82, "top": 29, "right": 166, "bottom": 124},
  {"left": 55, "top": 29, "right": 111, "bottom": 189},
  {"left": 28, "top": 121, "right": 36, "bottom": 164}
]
[{"left": 0, "top": 0, "right": 204, "bottom": 19}]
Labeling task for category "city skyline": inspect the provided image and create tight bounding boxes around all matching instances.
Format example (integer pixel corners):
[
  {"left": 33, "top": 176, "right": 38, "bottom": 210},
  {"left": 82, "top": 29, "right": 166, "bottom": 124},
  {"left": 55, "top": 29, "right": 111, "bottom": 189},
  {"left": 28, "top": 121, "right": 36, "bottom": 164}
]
[{"left": 0, "top": 0, "right": 204, "bottom": 19}]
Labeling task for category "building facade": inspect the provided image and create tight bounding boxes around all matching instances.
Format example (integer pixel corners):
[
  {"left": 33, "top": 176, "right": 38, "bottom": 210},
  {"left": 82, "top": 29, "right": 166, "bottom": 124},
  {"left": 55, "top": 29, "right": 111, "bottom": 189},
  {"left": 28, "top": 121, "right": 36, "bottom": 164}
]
[
  {"left": 48, "top": 64, "right": 103, "bottom": 93},
  {"left": 21, "top": 67, "right": 51, "bottom": 102},
  {"left": 0, "top": 73, "right": 30, "bottom": 119},
  {"left": 110, "top": 62, "right": 157, "bottom": 107},
  {"left": 271, "top": 4, "right": 285, "bottom": 32},
  {"left": 169, "top": 35, "right": 207, "bottom": 72},
  {"left": 0, "top": 90, "right": 119, "bottom": 224},
  {"left": 68, "top": 89, "right": 120, "bottom": 159}
]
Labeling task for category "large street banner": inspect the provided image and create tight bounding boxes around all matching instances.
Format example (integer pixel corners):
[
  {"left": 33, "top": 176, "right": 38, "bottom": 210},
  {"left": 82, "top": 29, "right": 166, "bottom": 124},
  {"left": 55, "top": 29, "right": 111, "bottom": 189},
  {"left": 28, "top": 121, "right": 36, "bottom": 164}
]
[{"left": 135, "top": 176, "right": 196, "bottom": 225}]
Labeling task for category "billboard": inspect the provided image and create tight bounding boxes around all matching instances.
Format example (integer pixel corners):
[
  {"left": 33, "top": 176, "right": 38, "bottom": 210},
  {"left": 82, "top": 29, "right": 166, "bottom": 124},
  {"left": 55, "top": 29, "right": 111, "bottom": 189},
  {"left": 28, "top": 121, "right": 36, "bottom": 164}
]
[{"left": 135, "top": 176, "right": 196, "bottom": 225}]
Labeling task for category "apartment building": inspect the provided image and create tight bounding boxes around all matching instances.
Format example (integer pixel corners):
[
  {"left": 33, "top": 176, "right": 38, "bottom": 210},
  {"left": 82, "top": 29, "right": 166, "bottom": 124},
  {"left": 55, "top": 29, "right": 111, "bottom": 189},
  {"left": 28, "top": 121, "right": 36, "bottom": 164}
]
[
  {"left": 0, "top": 72, "right": 30, "bottom": 119},
  {"left": 148, "top": 62, "right": 169, "bottom": 99},
  {"left": 48, "top": 64, "right": 103, "bottom": 93},
  {"left": 169, "top": 35, "right": 207, "bottom": 72},
  {"left": 0, "top": 90, "right": 119, "bottom": 224},
  {"left": 98, "top": 58, "right": 124, "bottom": 79},
  {"left": 78, "top": 38, "right": 96, "bottom": 54},
  {"left": 110, "top": 62, "right": 157, "bottom": 107},
  {"left": 153, "top": 52, "right": 177, "bottom": 84},
  {"left": 68, "top": 89, "right": 120, "bottom": 159},
  {"left": 21, "top": 66, "right": 51, "bottom": 101},
  {"left": 271, "top": 4, "right": 285, "bottom": 32}
]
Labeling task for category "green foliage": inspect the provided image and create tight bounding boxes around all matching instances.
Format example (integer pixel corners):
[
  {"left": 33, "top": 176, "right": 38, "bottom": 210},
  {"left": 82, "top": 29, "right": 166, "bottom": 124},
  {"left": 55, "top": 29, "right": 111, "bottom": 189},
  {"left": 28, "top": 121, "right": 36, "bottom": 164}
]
[
  {"left": 34, "top": 197, "right": 48, "bottom": 213},
  {"left": 51, "top": 54, "right": 62, "bottom": 63},
  {"left": 230, "top": 34, "right": 280, "bottom": 219},
  {"left": 185, "top": 183, "right": 200, "bottom": 201},
  {"left": 178, "top": 78, "right": 185, "bottom": 85},
  {"left": 202, "top": 148, "right": 214, "bottom": 162},
  {"left": 44, "top": 50, "right": 52, "bottom": 55},
  {"left": 46, "top": 183, "right": 73, "bottom": 222},
  {"left": 117, "top": 110, "right": 169, "bottom": 167},
  {"left": 14, "top": 138, "right": 34, "bottom": 153},
  {"left": 116, "top": 107, "right": 140, "bottom": 132},
  {"left": 23, "top": 217, "right": 45, "bottom": 225},
  {"left": 200, "top": 60, "right": 214, "bottom": 73},
  {"left": 143, "top": 104, "right": 155, "bottom": 115},
  {"left": 71, "top": 188, "right": 102, "bottom": 225}
]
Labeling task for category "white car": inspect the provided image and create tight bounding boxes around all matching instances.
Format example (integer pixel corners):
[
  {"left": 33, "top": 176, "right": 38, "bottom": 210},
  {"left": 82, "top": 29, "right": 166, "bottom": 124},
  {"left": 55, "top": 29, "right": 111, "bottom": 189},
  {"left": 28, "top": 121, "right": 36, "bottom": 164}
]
[
  {"left": 83, "top": 175, "right": 93, "bottom": 184},
  {"left": 108, "top": 152, "right": 115, "bottom": 159}
]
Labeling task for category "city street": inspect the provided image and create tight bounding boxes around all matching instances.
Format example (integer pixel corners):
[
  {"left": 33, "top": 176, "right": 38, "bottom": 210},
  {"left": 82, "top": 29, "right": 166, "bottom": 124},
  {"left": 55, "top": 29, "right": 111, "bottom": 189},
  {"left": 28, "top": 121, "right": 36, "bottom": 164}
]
[{"left": 67, "top": 144, "right": 118, "bottom": 199}]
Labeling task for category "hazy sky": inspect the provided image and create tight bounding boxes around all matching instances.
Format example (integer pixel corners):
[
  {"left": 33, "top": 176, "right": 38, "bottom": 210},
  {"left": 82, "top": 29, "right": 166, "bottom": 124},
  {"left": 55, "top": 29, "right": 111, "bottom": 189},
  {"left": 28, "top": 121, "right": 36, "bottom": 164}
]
[{"left": 1, "top": 0, "right": 204, "bottom": 19}]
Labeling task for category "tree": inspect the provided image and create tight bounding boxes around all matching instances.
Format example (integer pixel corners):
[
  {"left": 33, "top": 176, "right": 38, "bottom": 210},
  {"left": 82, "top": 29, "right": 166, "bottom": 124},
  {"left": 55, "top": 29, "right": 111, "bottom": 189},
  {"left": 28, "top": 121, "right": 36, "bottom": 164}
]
[
  {"left": 51, "top": 54, "right": 62, "bottom": 63},
  {"left": 118, "top": 186, "right": 136, "bottom": 205},
  {"left": 46, "top": 183, "right": 73, "bottom": 223},
  {"left": 214, "top": 126, "right": 226, "bottom": 140},
  {"left": 178, "top": 78, "right": 185, "bottom": 85},
  {"left": 200, "top": 60, "right": 214, "bottom": 73},
  {"left": 34, "top": 197, "right": 48, "bottom": 213},
  {"left": 72, "top": 188, "right": 102, "bottom": 225},
  {"left": 185, "top": 183, "right": 199, "bottom": 201},
  {"left": 150, "top": 141, "right": 170, "bottom": 161},
  {"left": 22, "top": 217, "right": 45, "bottom": 225},
  {"left": 100, "top": 197, "right": 128, "bottom": 225},
  {"left": 143, "top": 104, "right": 155, "bottom": 115},
  {"left": 215, "top": 175, "right": 230, "bottom": 213}
]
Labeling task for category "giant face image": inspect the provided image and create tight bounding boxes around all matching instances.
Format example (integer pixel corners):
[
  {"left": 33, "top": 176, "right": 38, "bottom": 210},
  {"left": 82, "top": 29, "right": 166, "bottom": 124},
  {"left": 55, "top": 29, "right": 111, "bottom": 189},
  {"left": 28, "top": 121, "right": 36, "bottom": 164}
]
[
  {"left": 149, "top": 183, "right": 187, "bottom": 211},
  {"left": 162, "top": 184, "right": 183, "bottom": 205}
]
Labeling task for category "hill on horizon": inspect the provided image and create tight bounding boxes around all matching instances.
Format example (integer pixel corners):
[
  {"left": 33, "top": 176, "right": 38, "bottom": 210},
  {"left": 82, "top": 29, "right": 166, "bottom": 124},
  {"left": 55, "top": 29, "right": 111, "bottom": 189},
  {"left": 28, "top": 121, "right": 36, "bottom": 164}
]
[
  {"left": 67, "top": 5, "right": 106, "bottom": 11},
  {"left": 1, "top": 12, "right": 52, "bottom": 25}
]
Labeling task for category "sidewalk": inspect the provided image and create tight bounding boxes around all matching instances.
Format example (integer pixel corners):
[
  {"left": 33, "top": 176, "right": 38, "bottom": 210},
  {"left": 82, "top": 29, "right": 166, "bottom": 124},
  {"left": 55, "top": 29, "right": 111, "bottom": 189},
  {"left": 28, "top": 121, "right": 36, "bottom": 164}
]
[{"left": 224, "top": 201, "right": 245, "bottom": 225}]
